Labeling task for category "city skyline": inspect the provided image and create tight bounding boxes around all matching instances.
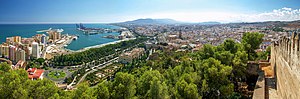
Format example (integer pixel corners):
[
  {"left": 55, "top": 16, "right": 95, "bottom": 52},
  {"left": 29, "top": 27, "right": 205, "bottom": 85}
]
[{"left": 0, "top": 0, "right": 300, "bottom": 24}]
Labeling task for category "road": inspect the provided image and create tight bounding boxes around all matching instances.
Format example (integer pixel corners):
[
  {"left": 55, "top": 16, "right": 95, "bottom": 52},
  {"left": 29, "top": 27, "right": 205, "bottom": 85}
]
[{"left": 66, "top": 76, "right": 77, "bottom": 90}]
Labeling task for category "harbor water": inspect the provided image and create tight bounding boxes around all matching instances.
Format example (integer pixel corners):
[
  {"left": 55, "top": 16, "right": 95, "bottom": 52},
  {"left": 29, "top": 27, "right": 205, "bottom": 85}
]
[{"left": 0, "top": 24, "right": 120, "bottom": 51}]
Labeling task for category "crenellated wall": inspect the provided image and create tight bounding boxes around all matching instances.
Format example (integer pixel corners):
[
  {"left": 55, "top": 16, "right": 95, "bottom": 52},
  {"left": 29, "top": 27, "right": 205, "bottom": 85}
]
[{"left": 271, "top": 32, "right": 300, "bottom": 99}]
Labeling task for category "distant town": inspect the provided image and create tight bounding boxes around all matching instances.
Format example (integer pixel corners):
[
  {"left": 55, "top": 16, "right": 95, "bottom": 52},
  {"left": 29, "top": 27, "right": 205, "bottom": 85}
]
[
  {"left": 2, "top": 0, "right": 300, "bottom": 98},
  {"left": 1, "top": 19, "right": 300, "bottom": 98}
]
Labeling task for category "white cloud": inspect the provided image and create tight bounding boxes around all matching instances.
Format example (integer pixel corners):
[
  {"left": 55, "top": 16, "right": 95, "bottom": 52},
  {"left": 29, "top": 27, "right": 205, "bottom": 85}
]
[
  {"left": 131, "top": 7, "right": 300, "bottom": 23},
  {"left": 282, "top": 7, "right": 292, "bottom": 11},
  {"left": 239, "top": 7, "right": 300, "bottom": 22}
]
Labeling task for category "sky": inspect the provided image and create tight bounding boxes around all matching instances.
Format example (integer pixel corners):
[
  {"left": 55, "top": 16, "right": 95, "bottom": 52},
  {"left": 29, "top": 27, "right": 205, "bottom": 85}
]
[{"left": 0, "top": 0, "right": 300, "bottom": 23}]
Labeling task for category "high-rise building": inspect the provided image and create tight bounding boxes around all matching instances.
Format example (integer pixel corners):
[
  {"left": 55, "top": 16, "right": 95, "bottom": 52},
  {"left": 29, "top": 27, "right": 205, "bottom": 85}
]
[
  {"left": 0, "top": 45, "right": 2, "bottom": 57},
  {"left": 1, "top": 44, "right": 9, "bottom": 58},
  {"left": 20, "top": 49, "right": 26, "bottom": 61},
  {"left": 48, "top": 30, "right": 61, "bottom": 42},
  {"left": 24, "top": 46, "right": 31, "bottom": 60},
  {"left": 34, "top": 34, "right": 42, "bottom": 43},
  {"left": 6, "top": 37, "right": 13, "bottom": 44},
  {"left": 41, "top": 34, "right": 46, "bottom": 45},
  {"left": 31, "top": 42, "right": 40, "bottom": 58},
  {"left": 14, "top": 36, "right": 21, "bottom": 43},
  {"left": 9, "top": 45, "right": 16, "bottom": 61},
  {"left": 16, "top": 48, "right": 26, "bottom": 62},
  {"left": 16, "top": 49, "right": 22, "bottom": 61},
  {"left": 57, "top": 32, "right": 61, "bottom": 40},
  {"left": 6, "top": 36, "right": 21, "bottom": 44},
  {"left": 21, "top": 38, "right": 34, "bottom": 45},
  {"left": 48, "top": 31, "right": 54, "bottom": 40}
]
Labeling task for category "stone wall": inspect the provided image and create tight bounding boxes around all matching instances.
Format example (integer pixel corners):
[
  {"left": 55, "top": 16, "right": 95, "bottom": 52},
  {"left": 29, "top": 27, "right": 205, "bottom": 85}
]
[{"left": 271, "top": 32, "right": 300, "bottom": 99}]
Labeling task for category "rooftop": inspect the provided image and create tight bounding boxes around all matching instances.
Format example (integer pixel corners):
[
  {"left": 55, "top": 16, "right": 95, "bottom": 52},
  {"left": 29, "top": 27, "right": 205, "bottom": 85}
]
[{"left": 27, "top": 68, "right": 44, "bottom": 79}]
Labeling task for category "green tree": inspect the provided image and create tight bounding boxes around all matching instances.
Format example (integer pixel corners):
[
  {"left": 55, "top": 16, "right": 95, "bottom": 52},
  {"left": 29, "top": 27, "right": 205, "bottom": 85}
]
[
  {"left": 0, "top": 62, "right": 11, "bottom": 72},
  {"left": 175, "top": 79, "right": 199, "bottom": 99},
  {"left": 200, "top": 58, "right": 233, "bottom": 98},
  {"left": 27, "top": 61, "right": 39, "bottom": 68},
  {"left": 164, "top": 68, "right": 177, "bottom": 85},
  {"left": 185, "top": 83, "right": 200, "bottom": 99},
  {"left": 73, "top": 82, "right": 96, "bottom": 99},
  {"left": 266, "top": 46, "right": 271, "bottom": 55},
  {"left": 0, "top": 69, "right": 28, "bottom": 98},
  {"left": 242, "top": 32, "right": 264, "bottom": 60},
  {"left": 49, "top": 93, "right": 60, "bottom": 99},
  {"left": 149, "top": 77, "right": 169, "bottom": 99},
  {"left": 232, "top": 51, "right": 248, "bottom": 78},
  {"left": 222, "top": 39, "right": 238, "bottom": 54},
  {"left": 13, "top": 87, "right": 28, "bottom": 99},
  {"left": 36, "top": 58, "right": 45, "bottom": 65},
  {"left": 137, "top": 70, "right": 164, "bottom": 97},
  {"left": 213, "top": 51, "right": 234, "bottom": 66},
  {"left": 198, "top": 44, "right": 216, "bottom": 60},
  {"left": 112, "top": 72, "right": 136, "bottom": 99},
  {"left": 95, "top": 81, "right": 110, "bottom": 99},
  {"left": 25, "top": 79, "right": 59, "bottom": 99}
]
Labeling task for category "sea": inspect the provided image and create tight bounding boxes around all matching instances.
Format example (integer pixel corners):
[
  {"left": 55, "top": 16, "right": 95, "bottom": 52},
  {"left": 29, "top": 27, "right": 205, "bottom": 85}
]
[{"left": 0, "top": 24, "right": 120, "bottom": 51}]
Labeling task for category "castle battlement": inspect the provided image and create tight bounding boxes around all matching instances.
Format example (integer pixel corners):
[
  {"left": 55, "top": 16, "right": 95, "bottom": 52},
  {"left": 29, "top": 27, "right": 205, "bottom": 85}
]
[
  {"left": 272, "top": 32, "right": 300, "bottom": 72},
  {"left": 271, "top": 32, "right": 300, "bottom": 99}
]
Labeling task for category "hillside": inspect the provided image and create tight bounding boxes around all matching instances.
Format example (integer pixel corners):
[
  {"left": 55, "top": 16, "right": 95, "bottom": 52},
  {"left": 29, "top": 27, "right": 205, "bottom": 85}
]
[{"left": 116, "top": 18, "right": 221, "bottom": 25}]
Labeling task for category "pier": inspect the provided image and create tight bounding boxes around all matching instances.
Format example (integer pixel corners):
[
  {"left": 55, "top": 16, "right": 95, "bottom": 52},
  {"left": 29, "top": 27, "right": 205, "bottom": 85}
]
[
  {"left": 36, "top": 28, "right": 52, "bottom": 33},
  {"left": 76, "top": 23, "right": 124, "bottom": 35}
]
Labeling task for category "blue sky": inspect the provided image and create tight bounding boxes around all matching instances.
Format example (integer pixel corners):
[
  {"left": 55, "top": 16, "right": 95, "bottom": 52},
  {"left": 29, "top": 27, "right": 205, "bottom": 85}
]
[{"left": 0, "top": 0, "right": 300, "bottom": 23}]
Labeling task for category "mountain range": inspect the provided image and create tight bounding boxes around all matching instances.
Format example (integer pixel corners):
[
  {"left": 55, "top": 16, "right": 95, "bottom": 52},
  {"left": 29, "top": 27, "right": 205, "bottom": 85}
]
[
  {"left": 114, "top": 18, "right": 300, "bottom": 26},
  {"left": 117, "top": 18, "right": 221, "bottom": 25}
]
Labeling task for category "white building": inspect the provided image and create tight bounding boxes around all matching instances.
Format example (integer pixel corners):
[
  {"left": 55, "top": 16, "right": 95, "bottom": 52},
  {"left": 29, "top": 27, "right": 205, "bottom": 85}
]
[
  {"left": 119, "top": 48, "right": 145, "bottom": 64},
  {"left": 16, "top": 49, "right": 26, "bottom": 62},
  {"left": 0, "top": 44, "right": 9, "bottom": 58},
  {"left": 31, "top": 42, "right": 40, "bottom": 58}
]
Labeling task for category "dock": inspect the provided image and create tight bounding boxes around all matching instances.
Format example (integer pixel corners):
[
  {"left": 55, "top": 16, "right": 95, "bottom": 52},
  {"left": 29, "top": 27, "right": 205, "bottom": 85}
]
[
  {"left": 36, "top": 28, "right": 52, "bottom": 33},
  {"left": 76, "top": 23, "right": 124, "bottom": 35}
]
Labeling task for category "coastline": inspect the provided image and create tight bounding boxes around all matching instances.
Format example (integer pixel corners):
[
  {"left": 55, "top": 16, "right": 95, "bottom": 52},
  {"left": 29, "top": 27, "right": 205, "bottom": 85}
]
[
  {"left": 68, "top": 38, "right": 136, "bottom": 53},
  {"left": 0, "top": 24, "right": 128, "bottom": 59}
]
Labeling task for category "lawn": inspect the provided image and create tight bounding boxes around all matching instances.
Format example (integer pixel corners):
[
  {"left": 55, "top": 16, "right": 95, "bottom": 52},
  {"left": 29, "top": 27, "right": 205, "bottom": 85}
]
[{"left": 48, "top": 71, "right": 66, "bottom": 79}]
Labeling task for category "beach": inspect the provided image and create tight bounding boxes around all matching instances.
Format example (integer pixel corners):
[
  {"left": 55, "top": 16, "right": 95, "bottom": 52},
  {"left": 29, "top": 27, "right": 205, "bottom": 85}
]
[{"left": 73, "top": 38, "right": 136, "bottom": 53}]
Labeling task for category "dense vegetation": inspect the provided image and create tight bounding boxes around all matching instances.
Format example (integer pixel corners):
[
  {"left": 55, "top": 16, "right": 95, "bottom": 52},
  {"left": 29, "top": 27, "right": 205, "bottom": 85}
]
[
  {"left": 241, "top": 32, "right": 264, "bottom": 60},
  {"left": 52, "top": 37, "right": 147, "bottom": 66},
  {"left": 0, "top": 62, "right": 60, "bottom": 99},
  {"left": 27, "top": 58, "right": 46, "bottom": 69},
  {"left": 0, "top": 32, "right": 265, "bottom": 99}
]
